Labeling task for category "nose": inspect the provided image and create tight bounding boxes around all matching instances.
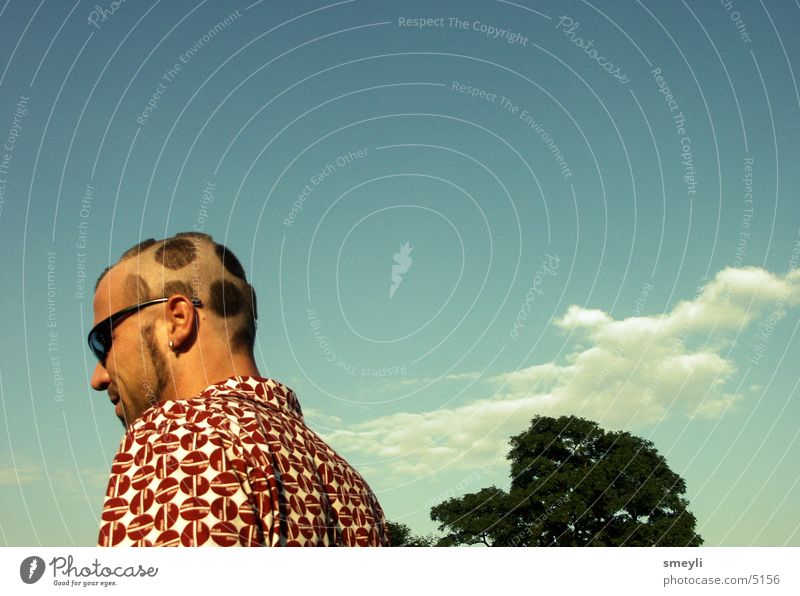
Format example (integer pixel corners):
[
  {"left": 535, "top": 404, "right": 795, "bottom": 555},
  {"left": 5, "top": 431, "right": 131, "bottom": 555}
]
[{"left": 91, "top": 361, "right": 111, "bottom": 391}]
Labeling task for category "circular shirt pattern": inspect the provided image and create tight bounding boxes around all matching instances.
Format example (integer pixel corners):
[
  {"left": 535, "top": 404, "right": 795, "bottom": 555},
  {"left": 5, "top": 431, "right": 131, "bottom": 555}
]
[{"left": 98, "top": 376, "right": 389, "bottom": 547}]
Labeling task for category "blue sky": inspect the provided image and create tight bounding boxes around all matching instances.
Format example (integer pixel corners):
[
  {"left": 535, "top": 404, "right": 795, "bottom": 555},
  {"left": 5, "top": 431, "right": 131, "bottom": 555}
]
[{"left": 1, "top": 0, "right": 799, "bottom": 546}]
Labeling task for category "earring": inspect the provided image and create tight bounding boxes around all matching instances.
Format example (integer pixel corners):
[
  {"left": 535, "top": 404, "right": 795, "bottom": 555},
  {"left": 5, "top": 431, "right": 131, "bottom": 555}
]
[{"left": 169, "top": 340, "right": 174, "bottom": 349}]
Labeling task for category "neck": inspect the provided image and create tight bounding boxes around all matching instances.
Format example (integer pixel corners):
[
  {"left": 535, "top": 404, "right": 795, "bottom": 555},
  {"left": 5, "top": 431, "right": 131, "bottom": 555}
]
[{"left": 166, "top": 349, "right": 261, "bottom": 400}]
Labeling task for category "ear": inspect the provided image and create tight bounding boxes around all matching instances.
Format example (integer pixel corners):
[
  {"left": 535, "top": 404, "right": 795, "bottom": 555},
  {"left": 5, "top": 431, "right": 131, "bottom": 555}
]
[{"left": 164, "top": 295, "right": 199, "bottom": 351}]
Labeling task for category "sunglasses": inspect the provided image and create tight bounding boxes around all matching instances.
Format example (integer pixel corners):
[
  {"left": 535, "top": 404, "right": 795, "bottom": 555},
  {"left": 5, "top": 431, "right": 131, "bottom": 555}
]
[{"left": 87, "top": 297, "right": 202, "bottom": 365}]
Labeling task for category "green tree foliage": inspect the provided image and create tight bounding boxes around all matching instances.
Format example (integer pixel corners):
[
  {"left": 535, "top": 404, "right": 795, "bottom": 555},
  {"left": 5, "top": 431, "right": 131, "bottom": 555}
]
[
  {"left": 430, "top": 415, "right": 703, "bottom": 546},
  {"left": 429, "top": 486, "right": 514, "bottom": 547},
  {"left": 386, "top": 521, "right": 437, "bottom": 547}
]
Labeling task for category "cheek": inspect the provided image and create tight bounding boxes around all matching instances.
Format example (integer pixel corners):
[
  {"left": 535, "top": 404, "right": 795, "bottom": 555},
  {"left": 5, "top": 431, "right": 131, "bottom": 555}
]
[{"left": 110, "top": 343, "right": 149, "bottom": 397}]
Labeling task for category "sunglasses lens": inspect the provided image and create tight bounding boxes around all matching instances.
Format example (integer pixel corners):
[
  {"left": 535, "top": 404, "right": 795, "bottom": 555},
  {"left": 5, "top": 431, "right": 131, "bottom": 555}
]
[{"left": 88, "top": 322, "right": 111, "bottom": 363}]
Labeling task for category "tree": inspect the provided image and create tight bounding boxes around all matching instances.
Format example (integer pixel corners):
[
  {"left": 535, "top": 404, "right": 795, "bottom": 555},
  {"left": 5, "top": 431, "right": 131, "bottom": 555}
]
[
  {"left": 430, "top": 415, "right": 703, "bottom": 546},
  {"left": 386, "top": 521, "right": 437, "bottom": 547},
  {"left": 429, "top": 486, "right": 514, "bottom": 547}
]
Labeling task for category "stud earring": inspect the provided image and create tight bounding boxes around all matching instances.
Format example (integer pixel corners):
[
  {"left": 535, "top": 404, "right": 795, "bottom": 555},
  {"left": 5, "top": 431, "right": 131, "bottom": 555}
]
[{"left": 169, "top": 340, "right": 174, "bottom": 349}]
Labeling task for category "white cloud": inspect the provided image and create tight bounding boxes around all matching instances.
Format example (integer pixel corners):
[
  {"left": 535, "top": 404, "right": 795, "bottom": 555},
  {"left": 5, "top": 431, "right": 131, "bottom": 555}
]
[
  {"left": 443, "top": 372, "right": 482, "bottom": 381},
  {"left": 323, "top": 393, "right": 553, "bottom": 476},
  {"left": 303, "top": 407, "right": 344, "bottom": 430},
  {"left": 0, "top": 465, "right": 38, "bottom": 485},
  {"left": 324, "top": 267, "right": 800, "bottom": 476},
  {"left": 50, "top": 467, "right": 109, "bottom": 499},
  {"left": 557, "top": 306, "right": 611, "bottom": 330}
]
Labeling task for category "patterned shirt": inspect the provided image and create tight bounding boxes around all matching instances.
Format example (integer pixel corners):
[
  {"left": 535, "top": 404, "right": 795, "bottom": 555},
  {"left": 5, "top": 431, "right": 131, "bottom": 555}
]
[{"left": 98, "top": 376, "right": 389, "bottom": 546}]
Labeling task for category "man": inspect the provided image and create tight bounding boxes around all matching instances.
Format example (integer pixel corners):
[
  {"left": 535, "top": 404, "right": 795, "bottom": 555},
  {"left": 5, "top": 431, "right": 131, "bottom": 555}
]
[{"left": 89, "top": 232, "right": 389, "bottom": 546}]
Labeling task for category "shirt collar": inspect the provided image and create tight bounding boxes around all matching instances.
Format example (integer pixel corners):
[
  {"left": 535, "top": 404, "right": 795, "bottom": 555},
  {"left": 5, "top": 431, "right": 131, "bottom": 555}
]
[{"left": 197, "top": 376, "right": 303, "bottom": 418}]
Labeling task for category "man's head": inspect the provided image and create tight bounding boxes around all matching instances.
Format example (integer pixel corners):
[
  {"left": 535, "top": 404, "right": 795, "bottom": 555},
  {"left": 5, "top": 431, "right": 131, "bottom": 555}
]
[{"left": 89, "top": 232, "right": 258, "bottom": 427}]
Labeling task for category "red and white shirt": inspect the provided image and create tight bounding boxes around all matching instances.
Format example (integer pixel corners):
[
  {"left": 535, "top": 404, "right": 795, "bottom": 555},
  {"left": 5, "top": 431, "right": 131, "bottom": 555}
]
[{"left": 98, "top": 376, "right": 389, "bottom": 546}]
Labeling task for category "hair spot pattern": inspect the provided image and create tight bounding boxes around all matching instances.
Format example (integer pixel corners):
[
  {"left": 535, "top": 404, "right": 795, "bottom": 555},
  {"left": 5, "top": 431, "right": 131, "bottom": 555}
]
[
  {"left": 209, "top": 279, "right": 245, "bottom": 317},
  {"left": 155, "top": 238, "right": 197, "bottom": 270},
  {"left": 125, "top": 274, "right": 152, "bottom": 303},
  {"left": 215, "top": 244, "right": 246, "bottom": 280},
  {"left": 162, "top": 280, "right": 195, "bottom": 300}
]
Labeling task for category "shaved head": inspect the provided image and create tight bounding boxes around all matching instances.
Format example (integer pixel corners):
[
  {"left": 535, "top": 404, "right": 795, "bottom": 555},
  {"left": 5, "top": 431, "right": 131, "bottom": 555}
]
[{"left": 97, "top": 233, "right": 257, "bottom": 354}]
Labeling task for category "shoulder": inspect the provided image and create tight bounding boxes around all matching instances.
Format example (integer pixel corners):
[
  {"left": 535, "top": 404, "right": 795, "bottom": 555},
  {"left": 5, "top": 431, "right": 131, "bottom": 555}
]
[{"left": 114, "top": 397, "right": 255, "bottom": 466}]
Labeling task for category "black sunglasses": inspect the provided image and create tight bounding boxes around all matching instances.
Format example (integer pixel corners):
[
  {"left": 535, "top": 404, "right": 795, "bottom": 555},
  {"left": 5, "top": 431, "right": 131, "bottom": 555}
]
[{"left": 88, "top": 297, "right": 202, "bottom": 365}]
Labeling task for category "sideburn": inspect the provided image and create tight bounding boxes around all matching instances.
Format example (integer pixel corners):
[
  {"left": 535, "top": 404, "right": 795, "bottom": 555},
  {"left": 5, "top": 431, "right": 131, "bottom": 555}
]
[{"left": 143, "top": 324, "right": 169, "bottom": 408}]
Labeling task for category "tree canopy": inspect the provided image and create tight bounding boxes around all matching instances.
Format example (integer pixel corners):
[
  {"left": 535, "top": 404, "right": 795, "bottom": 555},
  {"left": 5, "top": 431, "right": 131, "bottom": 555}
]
[
  {"left": 430, "top": 415, "right": 703, "bottom": 546},
  {"left": 386, "top": 521, "right": 437, "bottom": 547}
]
